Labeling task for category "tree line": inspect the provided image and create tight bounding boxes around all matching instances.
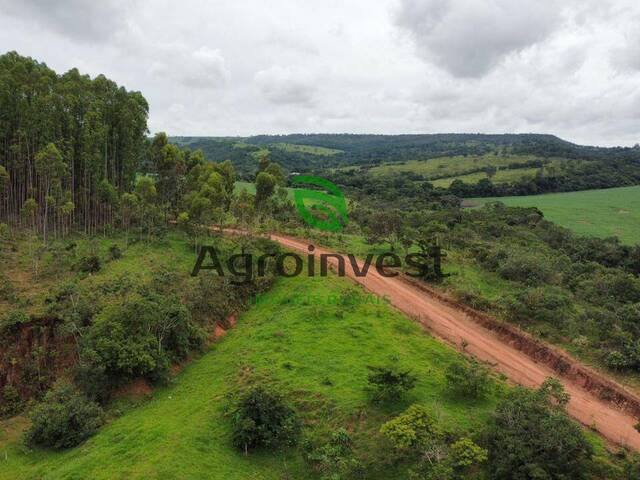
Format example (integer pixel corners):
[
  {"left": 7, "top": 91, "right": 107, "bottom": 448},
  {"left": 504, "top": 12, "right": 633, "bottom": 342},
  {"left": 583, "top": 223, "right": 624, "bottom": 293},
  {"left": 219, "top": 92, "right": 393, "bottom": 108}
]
[{"left": 0, "top": 51, "right": 149, "bottom": 238}]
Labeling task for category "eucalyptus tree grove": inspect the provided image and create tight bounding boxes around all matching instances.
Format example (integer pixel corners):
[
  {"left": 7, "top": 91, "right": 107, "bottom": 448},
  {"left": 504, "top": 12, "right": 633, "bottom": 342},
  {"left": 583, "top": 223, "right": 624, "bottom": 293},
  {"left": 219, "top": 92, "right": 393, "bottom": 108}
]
[{"left": 0, "top": 51, "right": 149, "bottom": 235}]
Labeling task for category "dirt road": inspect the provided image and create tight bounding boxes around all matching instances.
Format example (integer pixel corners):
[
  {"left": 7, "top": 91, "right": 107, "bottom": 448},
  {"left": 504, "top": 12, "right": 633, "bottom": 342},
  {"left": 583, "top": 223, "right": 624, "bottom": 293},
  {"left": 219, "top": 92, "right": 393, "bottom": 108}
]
[{"left": 268, "top": 232, "right": 640, "bottom": 451}]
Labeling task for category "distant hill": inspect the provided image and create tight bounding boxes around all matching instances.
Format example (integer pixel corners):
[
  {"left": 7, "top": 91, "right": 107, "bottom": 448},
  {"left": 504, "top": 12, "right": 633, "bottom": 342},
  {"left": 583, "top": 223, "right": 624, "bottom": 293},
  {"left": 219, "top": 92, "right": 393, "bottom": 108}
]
[{"left": 169, "top": 134, "right": 640, "bottom": 194}]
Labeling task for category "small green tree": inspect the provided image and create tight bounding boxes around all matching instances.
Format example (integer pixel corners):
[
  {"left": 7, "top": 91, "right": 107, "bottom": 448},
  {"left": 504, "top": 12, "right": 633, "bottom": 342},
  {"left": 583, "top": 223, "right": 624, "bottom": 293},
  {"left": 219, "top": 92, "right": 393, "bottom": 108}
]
[
  {"left": 449, "top": 437, "right": 488, "bottom": 474},
  {"left": 255, "top": 172, "right": 276, "bottom": 209},
  {"left": 366, "top": 365, "right": 417, "bottom": 404},
  {"left": 25, "top": 383, "right": 104, "bottom": 449},
  {"left": 487, "top": 378, "right": 592, "bottom": 479},
  {"left": 230, "top": 386, "right": 299, "bottom": 453},
  {"left": 305, "top": 428, "right": 363, "bottom": 480},
  {"left": 380, "top": 404, "right": 438, "bottom": 451},
  {"left": 445, "top": 361, "right": 491, "bottom": 399}
]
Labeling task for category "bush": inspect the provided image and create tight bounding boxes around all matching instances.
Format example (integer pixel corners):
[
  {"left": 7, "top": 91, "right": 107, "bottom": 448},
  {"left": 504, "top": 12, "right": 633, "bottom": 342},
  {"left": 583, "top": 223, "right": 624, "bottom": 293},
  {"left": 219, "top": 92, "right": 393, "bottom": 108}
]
[
  {"left": 77, "top": 255, "right": 101, "bottom": 273},
  {"left": 380, "top": 404, "right": 438, "bottom": 451},
  {"left": 366, "top": 365, "right": 417, "bottom": 404},
  {"left": 0, "top": 309, "right": 29, "bottom": 336},
  {"left": 304, "top": 428, "right": 363, "bottom": 480},
  {"left": 487, "top": 379, "right": 592, "bottom": 479},
  {"left": 81, "top": 293, "right": 205, "bottom": 392},
  {"left": 230, "top": 386, "right": 299, "bottom": 453},
  {"left": 0, "top": 273, "right": 16, "bottom": 302},
  {"left": 449, "top": 437, "right": 488, "bottom": 471},
  {"left": 445, "top": 361, "right": 491, "bottom": 399},
  {"left": 25, "top": 383, "right": 104, "bottom": 449},
  {"left": 501, "top": 286, "right": 573, "bottom": 325},
  {"left": 108, "top": 244, "right": 122, "bottom": 260},
  {"left": 497, "top": 250, "right": 555, "bottom": 286},
  {"left": 0, "top": 384, "right": 23, "bottom": 418}
]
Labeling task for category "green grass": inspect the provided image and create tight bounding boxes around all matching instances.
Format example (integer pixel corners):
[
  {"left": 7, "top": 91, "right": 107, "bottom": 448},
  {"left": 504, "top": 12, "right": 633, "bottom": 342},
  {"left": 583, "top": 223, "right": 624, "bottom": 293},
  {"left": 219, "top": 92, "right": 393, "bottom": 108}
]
[
  {"left": 272, "top": 143, "right": 343, "bottom": 156},
  {"left": 470, "top": 185, "right": 640, "bottom": 245},
  {"left": 367, "top": 154, "right": 541, "bottom": 178},
  {"left": 0, "top": 268, "right": 509, "bottom": 479},
  {"left": 431, "top": 167, "right": 541, "bottom": 188},
  {"left": 0, "top": 231, "right": 198, "bottom": 317},
  {"left": 234, "top": 181, "right": 296, "bottom": 200}
]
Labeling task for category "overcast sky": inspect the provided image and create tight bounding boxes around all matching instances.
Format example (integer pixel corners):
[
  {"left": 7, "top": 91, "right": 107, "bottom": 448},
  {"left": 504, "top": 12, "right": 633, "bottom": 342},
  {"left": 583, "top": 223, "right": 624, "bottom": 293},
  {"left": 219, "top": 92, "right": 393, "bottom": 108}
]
[{"left": 1, "top": 0, "right": 639, "bottom": 146}]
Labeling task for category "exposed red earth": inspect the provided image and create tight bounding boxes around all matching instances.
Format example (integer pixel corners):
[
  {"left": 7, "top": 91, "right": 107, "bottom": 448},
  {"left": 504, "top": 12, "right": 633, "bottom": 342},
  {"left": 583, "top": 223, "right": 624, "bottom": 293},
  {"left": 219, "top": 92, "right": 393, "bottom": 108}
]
[{"left": 260, "top": 231, "right": 640, "bottom": 452}]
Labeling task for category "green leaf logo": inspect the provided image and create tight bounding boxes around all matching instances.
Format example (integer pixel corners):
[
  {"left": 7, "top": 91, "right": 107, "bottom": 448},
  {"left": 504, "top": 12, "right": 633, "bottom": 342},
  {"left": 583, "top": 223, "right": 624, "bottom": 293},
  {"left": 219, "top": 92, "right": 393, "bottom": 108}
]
[{"left": 291, "top": 176, "right": 348, "bottom": 232}]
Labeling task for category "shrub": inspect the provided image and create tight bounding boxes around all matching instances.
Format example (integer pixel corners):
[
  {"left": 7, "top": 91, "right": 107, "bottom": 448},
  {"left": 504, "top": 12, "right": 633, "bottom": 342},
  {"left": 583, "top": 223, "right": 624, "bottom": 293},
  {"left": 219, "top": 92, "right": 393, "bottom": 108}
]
[
  {"left": 497, "top": 250, "right": 555, "bottom": 286},
  {"left": 81, "top": 293, "right": 205, "bottom": 391},
  {"left": 449, "top": 437, "right": 488, "bottom": 471},
  {"left": 366, "top": 365, "right": 417, "bottom": 404},
  {"left": 0, "top": 309, "right": 29, "bottom": 336},
  {"left": 380, "top": 404, "right": 438, "bottom": 451},
  {"left": 77, "top": 255, "right": 101, "bottom": 273},
  {"left": 25, "top": 383, "right": 104, "bottom": 449},
  {"left": 0, "top": 273, "right": 16, "bottom": 302},
  {"left": 445, "top": 361, "right": 491, "bottom": 399},
  {"left": 0, "top": 385, "right": 23, "bottom": 418},
  {"left": 230, "top": 386, "right": 299, "bottom": 453},
  {"left": 108, "top": 244, "right": 122, "bottom": 260},
  {"left": 501, "top": 286, "right": 573, "bottom": 325},
  {"left": 487, "top": 379, "right": 592, "bottom": 479},
  {"left": 305, "top": 428, "right": 363, "bottom": 480}
]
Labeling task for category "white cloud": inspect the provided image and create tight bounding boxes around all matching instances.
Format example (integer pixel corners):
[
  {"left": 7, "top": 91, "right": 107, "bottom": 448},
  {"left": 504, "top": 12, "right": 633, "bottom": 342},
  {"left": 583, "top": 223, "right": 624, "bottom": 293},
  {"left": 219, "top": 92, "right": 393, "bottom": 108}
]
[
  {"left": 0, "top": 0, "right": 135, "bottom": 43},
  {"left": 150, "top": 46, "right": 228, "bottom": 89},
  {"left": 0, "top": 0, "right": 639, "bottom": 146},
  {"left": 394, "top": 0, "right": 561, "bottom": 78},
  {"left": 254, "top": 65, "right": 316, "bottom": 105}
]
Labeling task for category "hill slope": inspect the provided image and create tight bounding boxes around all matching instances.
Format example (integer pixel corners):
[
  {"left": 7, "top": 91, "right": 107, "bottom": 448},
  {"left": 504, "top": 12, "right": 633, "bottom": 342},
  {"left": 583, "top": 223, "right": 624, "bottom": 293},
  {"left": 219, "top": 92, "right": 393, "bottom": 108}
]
[{"left": 0, "top": 272, "right": 506, "bottom": 479}]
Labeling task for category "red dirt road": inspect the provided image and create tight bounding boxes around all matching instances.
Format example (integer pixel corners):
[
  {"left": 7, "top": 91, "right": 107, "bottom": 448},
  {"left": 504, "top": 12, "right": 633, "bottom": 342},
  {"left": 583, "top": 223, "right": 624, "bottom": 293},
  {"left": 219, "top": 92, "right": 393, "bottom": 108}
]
[{"left": 268, "top": 232, "right": 640, "bottom": 451}]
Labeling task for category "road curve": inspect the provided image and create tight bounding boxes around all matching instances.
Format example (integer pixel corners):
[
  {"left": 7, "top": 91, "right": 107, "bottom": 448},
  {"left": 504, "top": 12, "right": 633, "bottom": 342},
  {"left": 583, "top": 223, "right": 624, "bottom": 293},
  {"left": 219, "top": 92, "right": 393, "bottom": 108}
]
[{"left": 266, "top": 232, "right": 640, "bottom": 451}]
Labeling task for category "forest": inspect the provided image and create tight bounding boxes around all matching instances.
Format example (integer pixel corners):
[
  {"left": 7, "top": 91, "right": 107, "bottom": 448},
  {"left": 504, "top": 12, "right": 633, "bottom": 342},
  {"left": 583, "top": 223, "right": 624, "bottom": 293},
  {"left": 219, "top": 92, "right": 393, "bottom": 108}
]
[{"left": 0, "top": 52, "right": 149, "bottom": 237}]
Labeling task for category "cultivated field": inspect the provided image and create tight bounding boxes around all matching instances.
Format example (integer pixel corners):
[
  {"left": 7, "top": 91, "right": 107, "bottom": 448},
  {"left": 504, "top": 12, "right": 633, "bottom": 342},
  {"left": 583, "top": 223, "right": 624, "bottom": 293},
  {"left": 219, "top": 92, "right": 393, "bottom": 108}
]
[{"left": 470, "top": 185, "right": 640, "bottom": 245}]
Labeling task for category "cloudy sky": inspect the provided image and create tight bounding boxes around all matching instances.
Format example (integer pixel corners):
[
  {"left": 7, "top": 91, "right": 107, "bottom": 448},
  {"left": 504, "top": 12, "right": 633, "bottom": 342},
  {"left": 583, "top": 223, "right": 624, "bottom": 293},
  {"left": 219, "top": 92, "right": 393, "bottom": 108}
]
[{"left": 1, "top": 0, "right": 639, "bottom": 146}]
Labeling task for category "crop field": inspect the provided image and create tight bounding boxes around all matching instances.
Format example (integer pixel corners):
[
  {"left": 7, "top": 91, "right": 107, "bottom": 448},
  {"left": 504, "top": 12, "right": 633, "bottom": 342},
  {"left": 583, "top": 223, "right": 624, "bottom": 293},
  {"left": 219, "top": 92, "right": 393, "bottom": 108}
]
[{"left": 469, "top": 185, "right": 640, "bottom": 245}]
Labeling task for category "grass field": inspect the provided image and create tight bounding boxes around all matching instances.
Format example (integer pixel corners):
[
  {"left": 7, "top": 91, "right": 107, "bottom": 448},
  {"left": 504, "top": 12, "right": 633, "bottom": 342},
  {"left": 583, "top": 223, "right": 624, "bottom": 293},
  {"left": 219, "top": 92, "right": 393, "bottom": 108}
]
[
  {"left": 470, "top": 185, "right": 640, "bottom": 245},
  {"left": 364, "top": 155, "right": 579, "bottom": 188},
  {"left": 368, "top": 154, "right": 540, "bottom": 177},
  {"left": 0, "top": 268, "right": 513, "bottom": 479},
  {"left": 272, "top": 143, "right": 343, "bottom": 156},
  {"left": 234, "top": 180, "right": 296, "bottom": 200},
  {"left": 431, "top": 167, "right": 541, "bottom": 187}
]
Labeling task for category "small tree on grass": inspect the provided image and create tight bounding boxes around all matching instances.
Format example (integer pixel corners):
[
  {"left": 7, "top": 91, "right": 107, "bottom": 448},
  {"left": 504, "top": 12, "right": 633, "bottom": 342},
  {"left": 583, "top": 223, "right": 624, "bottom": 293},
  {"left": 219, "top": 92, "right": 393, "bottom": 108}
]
[
  {"left": 487, "top": 378, "right": 592, "bottom": 479},
  {"left": 445, "top": 361, "right": 491, "bottom": 399},
  {"left": 304, "top": 428, "right": 363, "bottom": 480},
  {"left": 230, "top": 386, "right": 299, "bottom": 454},
  {"left": 366, "top": 365, "right": 417, "bottom": 404},
  {"left": 381, "top": 405, "right": 487, "bottom": 480},
  {"left": 25, "top": 382, "right": 104, "bottom": 449}
]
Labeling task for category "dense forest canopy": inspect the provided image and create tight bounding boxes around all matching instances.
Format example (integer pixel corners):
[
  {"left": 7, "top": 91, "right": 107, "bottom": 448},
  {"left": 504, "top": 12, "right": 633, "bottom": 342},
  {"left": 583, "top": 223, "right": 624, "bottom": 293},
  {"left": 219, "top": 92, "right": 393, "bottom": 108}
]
[{"left": 0, "top": 52, "right": 149, "bottom": 235}]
